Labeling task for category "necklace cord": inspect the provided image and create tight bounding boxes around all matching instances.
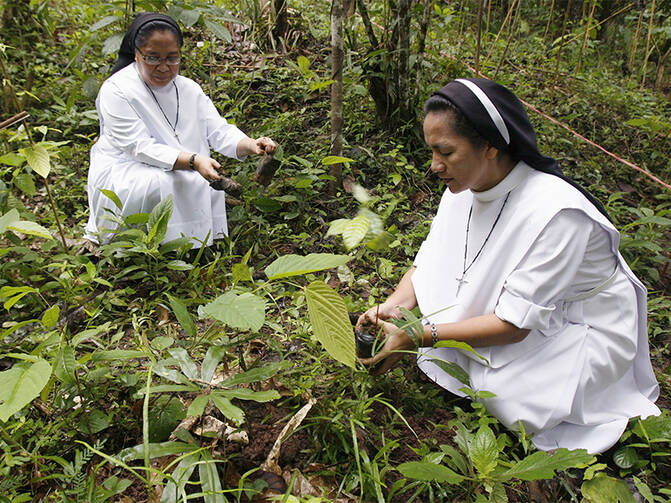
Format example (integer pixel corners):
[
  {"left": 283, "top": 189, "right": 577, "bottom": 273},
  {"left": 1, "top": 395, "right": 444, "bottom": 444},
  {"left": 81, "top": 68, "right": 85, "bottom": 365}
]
[{"left": 144, "top": 80, "right": 179, "bottom": 137}]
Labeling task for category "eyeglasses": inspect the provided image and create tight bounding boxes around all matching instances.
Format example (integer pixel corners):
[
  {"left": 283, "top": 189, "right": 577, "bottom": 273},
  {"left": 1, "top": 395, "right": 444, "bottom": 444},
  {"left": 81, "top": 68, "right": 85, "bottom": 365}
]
[{"left": 136, "top": 48, "right": 181, "bottom": 66}]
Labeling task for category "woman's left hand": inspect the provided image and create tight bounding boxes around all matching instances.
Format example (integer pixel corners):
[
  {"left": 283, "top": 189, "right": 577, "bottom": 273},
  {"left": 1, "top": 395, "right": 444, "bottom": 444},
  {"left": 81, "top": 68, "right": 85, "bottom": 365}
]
[
  {"left": 238, "top": 136, "right": 277, "bottom": 157},
  {"left": 359, "top": 320, "right": 416, "bottom": 375}
]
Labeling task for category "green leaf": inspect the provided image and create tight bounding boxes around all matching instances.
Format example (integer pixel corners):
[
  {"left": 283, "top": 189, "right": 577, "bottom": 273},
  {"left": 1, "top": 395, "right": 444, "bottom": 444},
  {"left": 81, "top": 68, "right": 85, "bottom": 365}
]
[
  {"left": 91, "top": 350, "right": 149, "bottom": 361},
  {"left": 53, "top": 344, "right": 76, "bottom": 384},
  {"left": 117, "top": 441, "right": 194, "bottom": 463},
  {"left": 581, "top": 473, "right": 636, "bottom": 503},
  {"left": 613, "top": 447, "right": 639, "bottom": 469},
  {"left": 99, "top": 189, "right": 123, "bottom": 211},
  {"left": 199, "top": 291, "right": 265, "bottom": 332},
  {"left": 167, "top": 294, "right": 197, "bottom": 338},
  {"left": 305, "top": 281, "right": 356, "bottom": 368},
  {"left": 632, "top": 476, "right": 655, "bottom": 503},
  {"left": 102, "top": 32, "right": 124, "bottom": 55},
  {"left": 6, "top": 220, "right": 53, "bottom": 240},
  {"left": 166, "top": 260, "right": 193, "bottom": 271},
  {"left": 79, "top": 408, "right": 111, "bottom": 434},
  {"left": 469, "top": 424, "right": 499, "bottom": 477},
  {"left": 397, "top": 461, "right": 465, "bottom": 484},
  {"left": 90, "top": 15, "right": 119, "bottom": 31},
  {"left": 148, "top": 395, "right": 186, "bottom": 442},
  {"left": 146, "top": 195, "right": 173, "bottom": 245},
  {"left": 352, "top": 183, "right": 371, "bottom": 204},
  {"left": 297, "top": 55, "right": 311, "bottom": 73},
  {"left": 41, "top": 305, "right": 60, "bottom": 328},
  {"left": 204, "top": 19, "right": 231, "bottom": 42},
  {"left": 167, "top": 348, "right": 199, "bottom": 380},
  {"left": 179, "top": 8, "right": 201, "bottom": 27},
  {"left": 160, "top": 452, "right": 199, "bottom": 502},
  {"left": 151, "top": 336, "right": 174, "bottom": 351},
  {"left": 428, "top": 358, "right": 471, "bottom": 386},
  {"left": 342, "top": 215, "right": 370, "bottom": 249},
  {"left": 321, "top": 155, "right": 354, "bottom": 165},
  {"left": 218, "top": 362, "right": 288, "bottom": 388},
  {"left": 210, "top": 394, "right": 245, "bottom": 426},
  {"left": 0, "top": 359, "right": 52, "bottom": 421},
  {"left": 1, "top": 286, "right": 38, "bottom": 310},
  {"left": 434, "top": 339, "right": 488, "bottom": 362},
  {"left": 199, "top": 450, "right": 227, "bottom": 503},
  {"left": 19, "top": 144, "right": 50, "bottom": 178},
  {"left": 232, "top": 262, "right": 253, "bottom": 283},
  {"left": 503, "top": 448, "right": 595, "bottom": 481},
  {"left": 14, "top": 173, "right": 36, "bottom": 196},
  {"left": 0, "top": 153, "right": 25, "bottom": 167},
  {"left": 265, "top": 253, "right": 350, "bottom": 280},
  {"left": 201, "top": 346, "right": 227, "bottom": 383},
  {"left": 186, "top": 394, "right": 209, "bottom": 417},
  {"left": 217, "top": 388, "right": 280, "bottom": 402},
  {"left": 0, "top": 209, "right": 20, "bottom": 233}
]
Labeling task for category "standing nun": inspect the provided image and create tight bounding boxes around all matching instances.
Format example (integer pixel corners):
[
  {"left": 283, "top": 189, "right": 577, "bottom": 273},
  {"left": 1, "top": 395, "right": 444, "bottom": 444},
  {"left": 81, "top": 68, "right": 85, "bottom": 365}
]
[
  {"left": 84, "top": 13, "right": 276, "bottom": 247},
  {"left": 357, "top": 78, "right": 660, "bottom": 454}
]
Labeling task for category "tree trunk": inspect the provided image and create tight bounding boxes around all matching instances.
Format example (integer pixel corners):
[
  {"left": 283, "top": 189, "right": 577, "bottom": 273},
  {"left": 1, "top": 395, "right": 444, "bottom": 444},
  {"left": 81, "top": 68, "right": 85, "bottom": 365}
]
[
  {"left": 397, "top": 0, "right": 411, "bottom": 123},
  {"left": 272, "top": 0, "right": 289, "bottom": 45},
  {"left": 329, "top": 0, "right": 345, "bottom": 195}
]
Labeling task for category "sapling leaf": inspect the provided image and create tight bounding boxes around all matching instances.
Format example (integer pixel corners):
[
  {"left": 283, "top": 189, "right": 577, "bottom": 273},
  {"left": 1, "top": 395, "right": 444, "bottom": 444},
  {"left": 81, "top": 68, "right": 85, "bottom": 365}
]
[
  {"left": 217, "top": 389, "right": 280, "bottom": 402},
  {"left": 218, "top": 362, "right": 288, "bottom": 388},
  {"left": 342, "top": 215, "right": 370, "bottom": 249},
  {"left": 160, "top": 451, "right": 199, "bottom": 503},
  {"left": 210, "top": 394, "right": 245, "bottom": 426},
  {"left": 187, "top": 394, "right": 210, "bottom": 417},
  {"left": 146, "top": 195, "right": 173, "bottom": 245},
  {"left": 167, "top": 294, "right": 197, "bottom": 338},
  {"left": 502, "top": 448, "right": 595, "bottom": 481},
  {"left": 117, "top": 441, "right": 195, "bottom": 463},
  {"left": 0, "top": 209, "right": 20, "bottom": 233},
  {"left": 199, "top": 449, "right": 227, "bottom": 503},
  {"left": 397, "top": 461, "right": 465, "bottom": 484},
  {"left": 321, "top": 155, "right": 354, "bottom": 165},
  {"left": 305, "top": 281, "right": 357, "bottom": 369},
  {"left": 264, "top": 253, "right": 350, "bottom": 280},
  {"left": 429, "top": 358, "right": 470, "bottom": 386},
  {"left": 0, "top": 358, "right": 52, "bottom": 421},
  {"left": 613, "top": 446, "right": 639, "bottom": 469},
  {"left": 102, "top": 33, "right": 124, "bottom": 56},
  {"left": 204, "top": 19, "right": 231, "bottom": 42},
  {"left": 167, "top": 348, "right": 199, "bottom": 380},
  {"left": 580, "top": 473, "right": 636, "bottom": 503},
  {"left": 200, "top": 291, "right": 265, "bottom": 332},
  {"left": 19, "top": 143, "right": 50, "bottom": 178},
  {"left": 468, "top": 424, "right": 499, "bottom": 477},
  {"left": 53, "top": 344, "right": 76, "bottom": 385},
  {"left": 41, "top": 304, "right": 60, "bottom": 328},
  {"left": 99, "top": 189, "right": 123, "bottom": 211},
  {"left": 435, "top": 340, "right": 489, "bottom": 363},
  {"left": 201, "top": 346, "right": 227, "bottom": 383}
]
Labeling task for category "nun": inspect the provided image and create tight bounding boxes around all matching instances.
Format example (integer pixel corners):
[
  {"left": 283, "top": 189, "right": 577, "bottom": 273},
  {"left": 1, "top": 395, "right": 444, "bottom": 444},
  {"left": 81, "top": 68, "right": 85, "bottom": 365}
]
[
  {"left": 358, "top": 78, "right": 660, "bottom": 454},
  {"left": 84, "top": 12, "right": 276, "bottom": 246}
]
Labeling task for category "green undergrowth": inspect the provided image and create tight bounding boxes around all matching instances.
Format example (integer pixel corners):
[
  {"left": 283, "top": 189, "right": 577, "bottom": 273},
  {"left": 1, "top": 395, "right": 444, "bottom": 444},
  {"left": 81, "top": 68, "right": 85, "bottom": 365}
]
[{"left": 1, "top": 0, "right": 671, "bottom": 501}]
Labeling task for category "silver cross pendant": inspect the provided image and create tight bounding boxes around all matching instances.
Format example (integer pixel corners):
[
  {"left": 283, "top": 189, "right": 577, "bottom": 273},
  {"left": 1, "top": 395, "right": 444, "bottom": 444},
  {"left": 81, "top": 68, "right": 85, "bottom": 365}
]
[{"left": 455, "top": 274, "right": 468, "bottom": 296}]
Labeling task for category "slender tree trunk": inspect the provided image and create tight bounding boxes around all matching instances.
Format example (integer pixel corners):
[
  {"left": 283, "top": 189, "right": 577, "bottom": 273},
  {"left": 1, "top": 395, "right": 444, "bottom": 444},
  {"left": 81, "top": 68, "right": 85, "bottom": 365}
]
[
  {"left": 654, "top": 45, "right": 671, "bottom": 89},
  {"left": 576, "top": 0, "right": 597, "bottom": 72},
  {"left": 483, "top": 0, "right": 517, "bottom": 68},
  {"left": 415, "top": 0, "right": 433, "bottom": 102},
  {"left": 397, "top": 0, "right": 411, "bottom": 123},
  {"left": 552, "top": 0, "right": 573, "bottom": 89},
  {"left": 641, "top": 0, "right": 656, "bottom": 89},
  {"left": 628, "top": 8, "right": 644, "bottom": 73},
  {"left": 329, "top": 0, "right": 344, "bottom": 195},
  {"left": 544, "top": 0, "right": 556, "bottom": 41}
]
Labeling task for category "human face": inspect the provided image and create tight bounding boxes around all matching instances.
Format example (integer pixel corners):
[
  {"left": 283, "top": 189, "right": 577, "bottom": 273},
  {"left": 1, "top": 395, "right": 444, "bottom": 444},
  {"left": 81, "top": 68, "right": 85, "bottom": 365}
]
[
  {"left": 423, "top": 111, "right": 502, "bottom": 193},
  {"left": 134, "top": 30, "right": 180, "bottom": 88}
]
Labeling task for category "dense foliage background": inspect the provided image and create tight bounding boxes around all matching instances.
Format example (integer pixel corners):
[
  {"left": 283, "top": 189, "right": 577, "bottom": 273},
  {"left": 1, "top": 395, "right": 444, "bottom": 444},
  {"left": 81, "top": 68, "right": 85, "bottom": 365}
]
[{"left": 0, "top": 0, "right": 670, "bottom": 501}]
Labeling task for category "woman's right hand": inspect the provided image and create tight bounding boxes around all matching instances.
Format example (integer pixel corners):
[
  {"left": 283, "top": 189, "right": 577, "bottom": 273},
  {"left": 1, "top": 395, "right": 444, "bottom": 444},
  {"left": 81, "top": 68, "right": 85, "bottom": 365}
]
[
  {"left": 193, "top": 154, "right": 222, "bottom": 182},
  {"left": 356, "top": 302, "right": 402, "bottom": 330}
]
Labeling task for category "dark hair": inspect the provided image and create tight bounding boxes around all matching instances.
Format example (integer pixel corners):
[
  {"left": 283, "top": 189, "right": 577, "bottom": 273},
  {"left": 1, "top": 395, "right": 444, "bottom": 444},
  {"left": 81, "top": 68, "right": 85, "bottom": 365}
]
[
  {"left": 424, "top": 94, "right": 489, "bottom": 150},
  {"left": 134, "top": 20, "right": 183, "bottom": 50}
]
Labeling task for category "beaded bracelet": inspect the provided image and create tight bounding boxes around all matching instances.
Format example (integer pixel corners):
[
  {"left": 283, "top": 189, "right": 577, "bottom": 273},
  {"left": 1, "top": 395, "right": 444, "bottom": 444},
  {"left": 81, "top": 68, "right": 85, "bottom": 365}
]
[
  {"left": 430, "top": 323, "right": 438, "bottom": 346},
  {"left": 189, "top": 153, "right": 197, "bottom": 170}
]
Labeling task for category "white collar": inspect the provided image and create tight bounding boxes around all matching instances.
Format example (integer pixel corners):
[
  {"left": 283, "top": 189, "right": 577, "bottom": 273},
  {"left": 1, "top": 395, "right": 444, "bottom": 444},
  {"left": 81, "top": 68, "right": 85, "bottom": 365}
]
[{"left": 472, "top": 161, "right": 531, "bottom": 202}]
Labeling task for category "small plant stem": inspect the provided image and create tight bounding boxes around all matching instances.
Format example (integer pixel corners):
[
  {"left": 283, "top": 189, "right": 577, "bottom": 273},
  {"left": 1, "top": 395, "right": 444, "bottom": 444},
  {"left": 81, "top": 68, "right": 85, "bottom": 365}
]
[
  {"left": 544, "top": 0, "right": 556, "bottom": 41},
  {"left": 552, "top": 0, "right": 573, "bottom": 91},
  {"left": 44, "top": 178, "right": 69, "bottom": 250},
  {"left": 74, "top": 369, "right": 96, "bottom": 446},
  {"left": 483, "top": 0, "right": 518, "bottom": 69},
  {"left": 576, "top": 0, "right": 598, "bottom": 73},
  {"left": 475, "top": 0, "right": 484, "bottom": 76},
  {"left": 629, "top": 8, "right": 644, "bottom": 74},
  {"left": 143, "top": 363, "right": 154, "bottom": 500}
]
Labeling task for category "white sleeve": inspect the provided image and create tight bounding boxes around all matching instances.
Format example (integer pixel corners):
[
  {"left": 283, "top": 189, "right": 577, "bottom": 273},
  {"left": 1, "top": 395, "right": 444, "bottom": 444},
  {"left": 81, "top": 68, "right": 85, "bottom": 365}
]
[
  {"left": 198, "top": 91, "right": 249, "bottom": 161},
  {"left": 495, "top": 209, "right": 593, "bottom": 331},
  {"left": 97, "top": 82, "right": 180, "bottom": 170}
]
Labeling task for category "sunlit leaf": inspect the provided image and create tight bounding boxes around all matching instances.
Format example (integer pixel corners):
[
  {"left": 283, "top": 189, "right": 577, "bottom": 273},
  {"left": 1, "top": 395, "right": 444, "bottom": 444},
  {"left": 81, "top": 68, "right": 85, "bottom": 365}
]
[
  {"left": 41, "top": 305, "right": 60, "bottom": 329},
  {"left": 265, "top": 253, "right": 350, "bottom": 280},
  {"left": 199, "top": 291, "right": 265, "bottom": 332},
  {"left": 187, "top": 394, "right": 210, "bottom": 417},
  {"left": 204, "top": 19, "right": 231, "bottom": 42},
  {"left": 102, "top": 33, "right": 124, "bottom": 56},
  {"left": 210, "top": 394, "right": 244, "bottom": 426},
  {"left": 117, "top": 441, "right": 194, "bottom": 463},
  {"left": 0, "top": 209, "right": 20, "bottom": 233},
  {"left": 90, "top": 15, "right": 119, "bottom": 31},
  {"left": 201, "top": 346, "right": 227, "bottom": 383},
  {"left": 19, "top": 143, "right": 50, "bottom": 178},
  {"left": 217, "top": 389, "right": 280, "bottom": 402},
  {"left": 199, "top": 450, "right": 227, "bottom": 503},
  {"left": 305, "top": 281, "right": 356, "bottom": 368},
  {"left": 53, "top": 344, "right": 76, "bottom": 385},
  {"left": 146, "top": 195, "right": 173, "bottom": 245},
  {"left": 321, "top": 155, "right": 354, "bottom": 166},
  {"left": 167, "top": 348, "right": 199, "bottom": 380},
  {"left": 0, "top": 359, "right": 52, "bottom": 422},
  {"left": 99, "top": 189, "right": 123, "bottom": 211},
  {"left": 6, "top": 220, "right": 53, "bottom": 240},
  {"left": 469, "top": 424, "right": 498, "bottom": 477},
  {"left": 342, "top": 215, "right": 370, "bottom": 249},
  {"left": 218, "top": 362, "right": 288, "bottom": 388}
]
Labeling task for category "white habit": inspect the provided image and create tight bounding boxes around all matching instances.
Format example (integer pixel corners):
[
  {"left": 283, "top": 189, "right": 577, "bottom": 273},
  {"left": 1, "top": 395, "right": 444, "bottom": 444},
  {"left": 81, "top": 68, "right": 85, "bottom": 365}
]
[
  {"left": 84, "top": 63, "right": 249, "bottom": 246},
  {"left": 413, "top": 162, "right": 660, "bottom": 454}
]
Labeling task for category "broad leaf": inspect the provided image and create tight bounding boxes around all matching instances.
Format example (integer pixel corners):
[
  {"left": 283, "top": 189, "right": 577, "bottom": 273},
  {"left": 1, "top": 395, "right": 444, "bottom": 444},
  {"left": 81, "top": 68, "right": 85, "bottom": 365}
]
[
  {"left": 41, "top": 305, "right": 60, "bottom": 328},
  {"left": 179, "top": 8, "right": 201, "bottom": 27},
  {"left": 342, "top": 215, "right": 370, "bottom": 249},
  {"left": 502, "top": 448, "right": 595, "bottom": 481},
  {"left": 218, "top": 388, "right": 280, "bottom": 402},
  {"left": 201, "top": 346, "right": 227, "bottom": 383},
  {"left": 148, "top": 395, "right": 186, "bottom": 442},
  {"left": 19, "top": 144, "right": 50, "bottom": 178},
  {"left": 90, "top": 15, "right": 119, "bottom": 31},
  {"left": 469, "top": 424, "right": 499, "bottom": 477},
  {"left": 0, "top": 359, "right": 52, "bottom": 421},
  {"left": 435, "top": 339, "right": 489, "bottom": 363},
  {"left": 160, "top": 452, "right": 199, "bottom": 503},
  {"left": 146, "top": 195, "right": 173, "bottom": 245},
  {"left": 305, "top": 281, "right": 356, "bottom": 368},
  {"left": 218, "top": 362, "right": 288, "bottom": 388},
  {"left": 166, "top": 260, "right": 193, "bottom": 271},
  {"left": 53, "top": 344, "right": 76, "bottom": 385},
  {"left": 613, "top": 447, "right": 639, "bottom": 469},
  {"left": 167, "top": 294, "right": 197, "bottom": 338},
  {"left": 200, "top": 291, "right": 265, "bottom": 332},
  {"left": 102, "top": 32, "right": 124, "bottom": 56},
  {"left": 186, "top": 394, "right": 210, "bottom": 417},
  {"left": 264, "top": 253, "right": 350, "bottom": 280},
  {"left": 210, "top": 394, "right": 245, "bottom": 426},
  {"left": 204, "top": 19, "right": 231, "bottom": 42},
  {"left": 79, "top": 408, "right": 111, "bottom": 434},
  {"left": 167, "top": 348, "right": 199, "bottom": 380},
  {"left": 581, "top": 473, "right": 636, "bottom": 503},
  {"left": 397, "top": 461, "right": 465, "bottom": 484},
  {"left": 91, "top": 350, "right": 149, "bottom": 361},
  {"left": 321, "top": 155, "right": 354, "bottom": 165},
  {"left": 428, "top": 358, "right": 471, "bottom": 386},
  {"left": 0, "top": 209, "right": 20, "bottom": 233},
  {"left": 199, "top": 450, "right": 227, "bottom": 503},
  {"left": 7, "top": 220, "right": 53, "bottom": 240}
]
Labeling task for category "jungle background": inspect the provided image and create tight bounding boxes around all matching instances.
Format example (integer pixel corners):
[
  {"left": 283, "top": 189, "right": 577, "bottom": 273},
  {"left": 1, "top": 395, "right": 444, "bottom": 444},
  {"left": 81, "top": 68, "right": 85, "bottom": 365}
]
[{"left": 0, "top": 0, "right": 670, "bottom": 501}]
